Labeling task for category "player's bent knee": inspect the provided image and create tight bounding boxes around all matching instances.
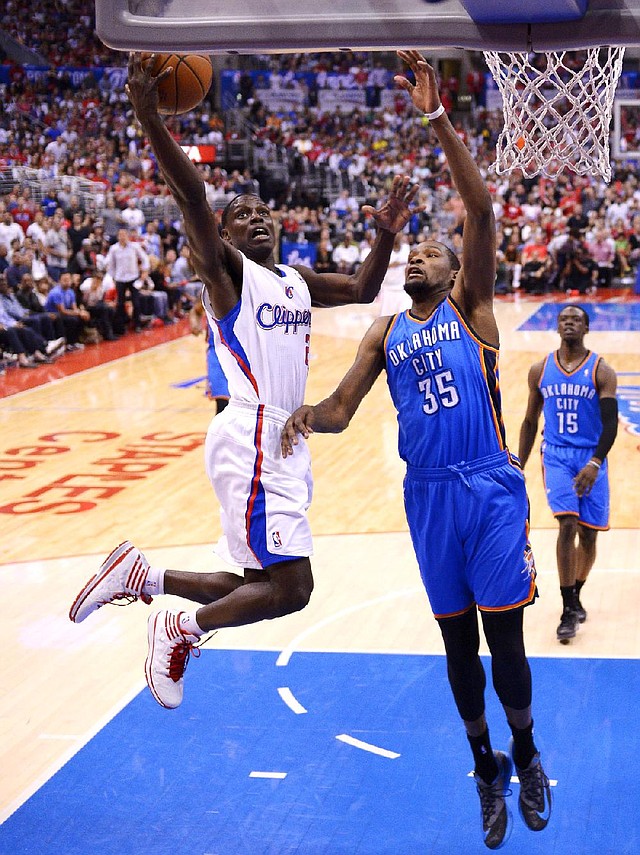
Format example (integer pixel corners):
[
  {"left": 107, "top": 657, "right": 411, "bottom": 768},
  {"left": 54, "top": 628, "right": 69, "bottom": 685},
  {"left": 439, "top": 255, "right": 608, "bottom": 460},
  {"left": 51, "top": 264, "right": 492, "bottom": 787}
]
[
  {"left": 284, "top": 583, "right": 313, "bottom": 614},
  {"left": 269, "top": 559, "right": 314, "bottom": 616}
]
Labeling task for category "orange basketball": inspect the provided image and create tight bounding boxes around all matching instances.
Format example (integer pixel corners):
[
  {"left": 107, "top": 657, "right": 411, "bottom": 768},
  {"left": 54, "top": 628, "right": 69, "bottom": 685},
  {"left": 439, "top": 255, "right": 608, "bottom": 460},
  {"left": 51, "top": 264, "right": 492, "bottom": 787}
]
[{"left": 141, "top": 53, "right": 213, "bottom": 116}]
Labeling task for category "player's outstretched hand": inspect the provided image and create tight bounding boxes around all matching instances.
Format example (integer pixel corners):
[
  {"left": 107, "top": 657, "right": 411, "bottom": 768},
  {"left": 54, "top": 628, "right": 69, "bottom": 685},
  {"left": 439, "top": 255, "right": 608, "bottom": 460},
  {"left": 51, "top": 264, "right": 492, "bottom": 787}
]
[
  {"left": 126, "top": 52, "right": 172, "bottom": 121},
  {"left": 281, "top": 406, "right": 315, "bottom": 458},
  {"left": 362, "top": 174, "right": 424, "bottom": 235},
  {"left": 395, "top": 50, "right": 441, "bottom": 117}
]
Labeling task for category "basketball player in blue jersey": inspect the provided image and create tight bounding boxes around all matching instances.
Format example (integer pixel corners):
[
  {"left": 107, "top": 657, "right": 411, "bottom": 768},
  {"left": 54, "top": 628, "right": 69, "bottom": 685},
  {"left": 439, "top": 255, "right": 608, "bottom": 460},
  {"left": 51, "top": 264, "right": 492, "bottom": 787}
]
[
  {"left": 281, "top": 51, "right": 551, "bottom": 850},
  {"left": 69, "top": 56, "right": 421, "bottom": 710},
  {"left": 519, "top": 306, "right": 618, "bottom": 643}
]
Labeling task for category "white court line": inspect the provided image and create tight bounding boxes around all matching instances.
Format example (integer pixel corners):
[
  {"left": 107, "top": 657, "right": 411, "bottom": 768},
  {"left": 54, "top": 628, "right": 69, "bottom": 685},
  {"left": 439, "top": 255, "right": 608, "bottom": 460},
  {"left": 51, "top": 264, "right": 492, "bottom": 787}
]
[
  {"left": 249, "top": 771, "right": 287, "bottom": 779},
  {"left": 336, "top": 734, "right": 400, "bottom": 759},
  {"left": 466, "top": 771, "right": 558, "bottom": 786},
  {"left": 276, "top": 587, "right": 422, "bottom": 666},
  {"left": 277, "top": 687, "right": 307, "bottom": 714}
]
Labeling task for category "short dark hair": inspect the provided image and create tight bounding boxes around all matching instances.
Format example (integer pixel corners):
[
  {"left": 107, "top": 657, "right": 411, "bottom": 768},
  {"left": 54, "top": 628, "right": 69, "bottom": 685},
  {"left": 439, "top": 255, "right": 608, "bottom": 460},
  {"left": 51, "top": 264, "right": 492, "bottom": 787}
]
[
  {"left": 559, "top": 305, "right": 590, "bottom": 330},
  {"left": 445, "top": 245, "right": 462, "bottom": 273},
  {"left": 576, "top": 306, "right": 590, "bottom": 329}
]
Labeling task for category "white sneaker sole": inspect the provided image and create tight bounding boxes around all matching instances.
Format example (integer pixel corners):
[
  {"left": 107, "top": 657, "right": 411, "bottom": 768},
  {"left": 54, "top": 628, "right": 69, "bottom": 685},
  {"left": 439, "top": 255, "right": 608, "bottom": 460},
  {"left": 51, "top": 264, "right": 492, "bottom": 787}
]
[{"left": 68, "top": 541, "right": 135, "bottom": 623}]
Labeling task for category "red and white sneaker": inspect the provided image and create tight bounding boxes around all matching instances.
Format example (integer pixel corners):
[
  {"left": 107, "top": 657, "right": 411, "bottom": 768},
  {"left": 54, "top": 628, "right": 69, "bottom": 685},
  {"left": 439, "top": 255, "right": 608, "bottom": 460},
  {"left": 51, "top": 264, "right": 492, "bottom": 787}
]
[
  {"left": 145, "top": 610, "right": 201, "bottom": 709},
  {"left": 69, "top": 541, "right": 152, "bottom": 623}
]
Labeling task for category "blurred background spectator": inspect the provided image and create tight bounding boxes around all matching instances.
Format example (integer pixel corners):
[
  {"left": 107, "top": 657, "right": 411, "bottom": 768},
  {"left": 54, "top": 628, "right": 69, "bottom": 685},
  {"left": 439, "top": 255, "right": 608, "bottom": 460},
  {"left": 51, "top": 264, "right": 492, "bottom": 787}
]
[{"left": 2, "top": 4, "right": 640, "bottom": 376}]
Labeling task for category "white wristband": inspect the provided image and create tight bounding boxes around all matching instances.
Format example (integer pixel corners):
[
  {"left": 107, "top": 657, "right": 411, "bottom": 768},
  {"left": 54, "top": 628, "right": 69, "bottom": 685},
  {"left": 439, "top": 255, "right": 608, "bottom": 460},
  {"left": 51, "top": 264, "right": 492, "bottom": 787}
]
[
  {"left": 425, "top": 103, "right": 445, "bottom": 121},
  {"left": 587, "top": 459, "right": 601, "bottom": 469}
]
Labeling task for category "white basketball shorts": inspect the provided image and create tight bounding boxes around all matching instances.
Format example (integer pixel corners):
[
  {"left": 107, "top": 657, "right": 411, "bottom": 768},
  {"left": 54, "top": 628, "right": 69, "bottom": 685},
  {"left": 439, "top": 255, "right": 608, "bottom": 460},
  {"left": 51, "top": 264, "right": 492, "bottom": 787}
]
[{"left": 205, "top": 400, "right": 314, "bottom": 570}]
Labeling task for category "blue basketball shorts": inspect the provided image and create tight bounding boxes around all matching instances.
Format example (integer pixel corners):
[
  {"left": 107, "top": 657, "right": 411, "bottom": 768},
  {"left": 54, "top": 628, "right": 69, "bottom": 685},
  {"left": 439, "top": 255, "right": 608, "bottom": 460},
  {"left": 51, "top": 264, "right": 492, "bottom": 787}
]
[
  {"left": 541, "top": 442, "right": 610, "bottom": 530},
  {"left": 403, "top": 450, "right": 537, "bottom": 619}
]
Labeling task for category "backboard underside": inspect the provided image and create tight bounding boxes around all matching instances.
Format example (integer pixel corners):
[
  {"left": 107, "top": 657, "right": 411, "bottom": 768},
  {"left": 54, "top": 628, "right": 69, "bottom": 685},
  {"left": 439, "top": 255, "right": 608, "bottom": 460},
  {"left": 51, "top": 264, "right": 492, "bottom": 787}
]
[{"left": 96, "top": 1, "right": 640, "bottom": 54}]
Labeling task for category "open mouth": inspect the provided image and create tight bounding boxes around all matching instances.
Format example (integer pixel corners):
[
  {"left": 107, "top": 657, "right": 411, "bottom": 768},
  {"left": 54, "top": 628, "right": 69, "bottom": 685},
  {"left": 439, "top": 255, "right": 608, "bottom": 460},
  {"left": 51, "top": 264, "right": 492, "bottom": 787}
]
[
  {"left": 251, "top": 226, "right": 270, "bottom": 239},
  {"left": 406, "top": 266, "right": 424, "bottom": 279}
]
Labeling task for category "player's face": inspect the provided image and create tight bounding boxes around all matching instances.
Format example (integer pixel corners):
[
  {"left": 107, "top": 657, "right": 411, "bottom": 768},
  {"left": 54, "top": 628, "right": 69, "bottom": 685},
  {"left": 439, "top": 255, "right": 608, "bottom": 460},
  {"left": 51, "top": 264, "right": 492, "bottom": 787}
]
[
  {"left": 404, "top": 241, "right": 454, "bottom": 298},
  {"left": 223, "top": 196, "right": 275, "bottom": 260},
  {"left": 557, "top": 307, "right": 588, "bottom": 342}
]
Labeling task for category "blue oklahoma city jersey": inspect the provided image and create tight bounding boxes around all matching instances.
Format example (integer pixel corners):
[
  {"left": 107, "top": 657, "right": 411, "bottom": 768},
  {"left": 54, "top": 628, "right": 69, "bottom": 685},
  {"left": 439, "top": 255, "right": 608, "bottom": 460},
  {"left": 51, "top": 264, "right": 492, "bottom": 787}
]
[
  {"left": 539, "top": 350, "right": 602, "bottom": 448},
  {"left": 384, "top": 297, "right": 506, "bottom": 468}
]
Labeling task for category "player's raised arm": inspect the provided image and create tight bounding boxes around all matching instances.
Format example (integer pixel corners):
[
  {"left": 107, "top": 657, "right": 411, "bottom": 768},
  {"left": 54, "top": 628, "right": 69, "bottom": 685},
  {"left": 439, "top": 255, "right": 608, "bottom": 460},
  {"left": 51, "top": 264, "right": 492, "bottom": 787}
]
[
  {"left": 296, "top": 175, "right": 423, "bottom": 307},
  {"left": 281, "top": 317, "right": 388, "bottom": 457},
  {"left": 126, "top": 53, "right": 241, "bottom": 318},
  {"left": 396, "top": 51, "right": 496, "bottom": 331}
]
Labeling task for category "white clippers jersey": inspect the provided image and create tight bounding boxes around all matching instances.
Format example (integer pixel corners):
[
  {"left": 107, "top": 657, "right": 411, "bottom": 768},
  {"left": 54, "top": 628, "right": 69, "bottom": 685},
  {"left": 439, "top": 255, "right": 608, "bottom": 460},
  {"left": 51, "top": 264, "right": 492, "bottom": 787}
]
[{"left": 202, "top": 252, "right": 312, "bottom": 414}]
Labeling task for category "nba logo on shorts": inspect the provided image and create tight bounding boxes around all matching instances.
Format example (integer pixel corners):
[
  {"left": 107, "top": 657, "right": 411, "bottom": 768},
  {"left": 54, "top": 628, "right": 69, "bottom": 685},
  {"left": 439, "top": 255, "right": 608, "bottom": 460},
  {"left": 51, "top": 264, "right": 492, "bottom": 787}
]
[{"left": 272, "top": 530, "right": 282, "bottom": 548}]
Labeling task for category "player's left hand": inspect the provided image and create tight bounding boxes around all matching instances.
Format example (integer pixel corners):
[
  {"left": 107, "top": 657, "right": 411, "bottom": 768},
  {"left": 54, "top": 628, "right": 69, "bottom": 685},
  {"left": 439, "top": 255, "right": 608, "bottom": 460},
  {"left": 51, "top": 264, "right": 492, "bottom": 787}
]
[
  {"left": 281, "top": 406, "right": 315, "bottom": 458},
  {"left": 395, "top": 50, "right": 441, "bottom": 117},
  {"left": 573, "top": 462, "right": 599, "bottom": 497},
  {"left": 362, "top": 175, "right": 424, "bottom": 234}
]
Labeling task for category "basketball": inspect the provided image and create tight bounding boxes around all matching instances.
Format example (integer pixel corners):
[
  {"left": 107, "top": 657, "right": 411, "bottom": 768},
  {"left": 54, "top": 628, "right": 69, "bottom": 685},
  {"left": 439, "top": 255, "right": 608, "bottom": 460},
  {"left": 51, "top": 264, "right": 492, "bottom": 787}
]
[{"left": 141, "top": 53, "right": 213, "bottom": 116}]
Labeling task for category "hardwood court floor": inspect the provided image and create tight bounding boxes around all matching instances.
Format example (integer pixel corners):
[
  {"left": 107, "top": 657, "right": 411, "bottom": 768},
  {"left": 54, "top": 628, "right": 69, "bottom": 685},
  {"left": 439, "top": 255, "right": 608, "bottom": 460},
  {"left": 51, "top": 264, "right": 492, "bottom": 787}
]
[{"left": 1, "top": 295, "right": 639, "bottom": 824}]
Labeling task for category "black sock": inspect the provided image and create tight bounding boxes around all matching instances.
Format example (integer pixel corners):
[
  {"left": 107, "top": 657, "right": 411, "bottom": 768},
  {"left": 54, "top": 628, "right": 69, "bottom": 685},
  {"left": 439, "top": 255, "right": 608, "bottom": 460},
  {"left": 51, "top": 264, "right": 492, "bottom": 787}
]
[
  {"left": 575, "top": 579, "right": 585, "bottom": 598},
  {"left": 560, "top": 585, "right": 577, "bottom": 610},
  {"left": 510, "top": 720, "right": 537, "bottom": 770},
  {"left": 468, "top": 729, "right": 499, "bottom": 784}
]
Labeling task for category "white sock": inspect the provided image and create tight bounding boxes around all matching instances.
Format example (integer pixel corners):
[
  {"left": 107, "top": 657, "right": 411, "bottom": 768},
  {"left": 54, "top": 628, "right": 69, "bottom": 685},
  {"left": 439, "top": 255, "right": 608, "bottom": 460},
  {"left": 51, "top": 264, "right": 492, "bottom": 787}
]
[
  {"left": 142, "top": 565, "right": 165, "bottom": 596},
  {"left": 179, "top": 611, "right": 205, "bottom": 638}
]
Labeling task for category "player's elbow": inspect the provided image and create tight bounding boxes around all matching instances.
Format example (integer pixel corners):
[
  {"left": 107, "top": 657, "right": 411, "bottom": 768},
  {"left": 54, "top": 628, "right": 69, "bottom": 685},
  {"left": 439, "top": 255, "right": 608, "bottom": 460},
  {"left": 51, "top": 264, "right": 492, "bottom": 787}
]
[{"left": 355, "top": 288, "right": 377, "bottom": 305}]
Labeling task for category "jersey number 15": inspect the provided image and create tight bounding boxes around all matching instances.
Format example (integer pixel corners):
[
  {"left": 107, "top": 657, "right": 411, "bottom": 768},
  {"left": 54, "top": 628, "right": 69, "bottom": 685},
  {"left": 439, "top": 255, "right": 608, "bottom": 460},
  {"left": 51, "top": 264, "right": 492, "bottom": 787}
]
[{"left": 557, "top": 411, "right": 578, "bottom": 434}]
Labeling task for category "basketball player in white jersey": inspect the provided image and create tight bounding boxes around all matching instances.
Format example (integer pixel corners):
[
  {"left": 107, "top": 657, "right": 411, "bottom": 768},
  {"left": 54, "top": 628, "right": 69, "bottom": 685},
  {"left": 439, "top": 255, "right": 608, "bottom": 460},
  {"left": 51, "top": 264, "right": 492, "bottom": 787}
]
[{"left": 69, "top": 53, "right": 421, "bottom": 710}]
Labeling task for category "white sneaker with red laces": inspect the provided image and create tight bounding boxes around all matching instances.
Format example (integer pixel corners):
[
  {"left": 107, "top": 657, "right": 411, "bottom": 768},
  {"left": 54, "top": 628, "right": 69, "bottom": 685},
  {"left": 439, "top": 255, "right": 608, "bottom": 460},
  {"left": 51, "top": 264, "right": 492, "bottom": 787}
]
[
  {"left": 145, "top": 610, "right": 200, "bottom": 709},
  {"left": 69, "top": 541, "right": 152, "bottom": 623}
]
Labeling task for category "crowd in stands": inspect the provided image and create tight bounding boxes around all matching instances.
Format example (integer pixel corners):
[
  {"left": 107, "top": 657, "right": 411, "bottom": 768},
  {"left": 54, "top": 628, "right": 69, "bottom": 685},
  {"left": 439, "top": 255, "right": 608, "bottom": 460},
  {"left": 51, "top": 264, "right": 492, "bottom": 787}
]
[
  {"left": 2, "top": 0, "right": 117, "bottom": 67},
  {"left": 2, "top": 6, "right": 640, "bottom": 372}
]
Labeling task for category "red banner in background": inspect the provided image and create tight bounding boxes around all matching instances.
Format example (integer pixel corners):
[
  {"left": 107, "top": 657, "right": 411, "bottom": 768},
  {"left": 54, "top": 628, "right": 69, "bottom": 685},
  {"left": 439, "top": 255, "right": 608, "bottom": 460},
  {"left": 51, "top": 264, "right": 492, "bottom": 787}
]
[{"left": 180, "top": 145, "right": 216, "bottom": 163}]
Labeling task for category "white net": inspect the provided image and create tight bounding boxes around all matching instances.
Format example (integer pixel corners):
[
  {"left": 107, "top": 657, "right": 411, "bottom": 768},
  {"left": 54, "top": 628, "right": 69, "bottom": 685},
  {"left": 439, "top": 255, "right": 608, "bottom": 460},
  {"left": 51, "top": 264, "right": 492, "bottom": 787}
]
[{"left": 484, "top": 47, "right": 626, "bottom": 182}]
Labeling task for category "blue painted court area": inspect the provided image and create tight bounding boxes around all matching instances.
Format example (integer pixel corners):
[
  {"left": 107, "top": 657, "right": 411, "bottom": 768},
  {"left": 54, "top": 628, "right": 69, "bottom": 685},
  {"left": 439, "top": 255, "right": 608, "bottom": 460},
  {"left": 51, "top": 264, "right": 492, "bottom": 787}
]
[
  {"left": 1, "top": 652, "right": 638, "bottom": 855},
  {"left": 519, "top": 302, "right": 640, "bottom": 331}
]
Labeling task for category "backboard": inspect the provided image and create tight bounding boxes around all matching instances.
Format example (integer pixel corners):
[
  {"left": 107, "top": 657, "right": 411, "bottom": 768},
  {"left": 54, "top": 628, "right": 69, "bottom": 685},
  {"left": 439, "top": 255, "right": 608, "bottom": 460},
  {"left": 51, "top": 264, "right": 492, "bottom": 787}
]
[{"left": 95, "top": 0, "right": 640, "bottom": 54}]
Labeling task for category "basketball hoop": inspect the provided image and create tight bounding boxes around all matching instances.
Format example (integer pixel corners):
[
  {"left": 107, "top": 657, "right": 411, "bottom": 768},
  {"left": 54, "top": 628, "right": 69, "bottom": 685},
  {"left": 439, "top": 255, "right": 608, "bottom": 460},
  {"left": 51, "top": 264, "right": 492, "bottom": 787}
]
[{"left": 484, "top": 47, "right": 626, "bottom": 182}]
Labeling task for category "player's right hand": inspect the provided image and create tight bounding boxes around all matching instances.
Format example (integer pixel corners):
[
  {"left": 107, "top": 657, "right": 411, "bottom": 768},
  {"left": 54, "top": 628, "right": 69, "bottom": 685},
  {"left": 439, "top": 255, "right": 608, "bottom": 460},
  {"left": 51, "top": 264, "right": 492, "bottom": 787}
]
[{"left": 126, "top": 52, "right": 171, "bottom": 120}]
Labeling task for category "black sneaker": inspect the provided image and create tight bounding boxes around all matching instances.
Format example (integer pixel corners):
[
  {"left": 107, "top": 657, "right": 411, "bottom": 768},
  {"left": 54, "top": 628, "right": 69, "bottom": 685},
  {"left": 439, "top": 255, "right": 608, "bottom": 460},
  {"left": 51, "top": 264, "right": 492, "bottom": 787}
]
[
  {"left": 473, "top": 750, "right": 513, "bottom": 850},
  {"left": 556, "top": 607, "right": 579, "bottom": 643},
  {"left": 515, "top": 752, "right": 552, "bottom": 831},
  {"left": 575, "top": 599, "right": 587, "bottom": 623}
]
